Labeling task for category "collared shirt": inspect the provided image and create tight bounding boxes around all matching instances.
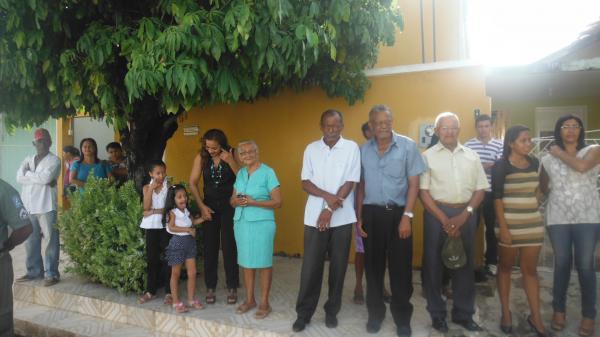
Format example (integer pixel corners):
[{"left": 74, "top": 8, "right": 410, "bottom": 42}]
[
  {"left": 362, "top": 132, "right": 426, "bottom": 206},
  {"left": 0, "top": 179, "right": 29, "bottom": 250},
  {"left": 16, "top": 152, "right": 61, "bottom": 214},
  {"left": 301, "top": 136, "right": 361, "bottom": 228},
  {"left": 234, "top": 163, "right": 280, "bottom": 222},
  {"left": 420, "top": 143, "right": 489, "bottom": 203},
  {"left": 464, "top": 137, "right": 503, "bottom": 190}
]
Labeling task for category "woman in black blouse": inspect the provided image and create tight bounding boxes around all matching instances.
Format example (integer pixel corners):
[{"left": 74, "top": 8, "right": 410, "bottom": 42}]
[{"left": 189, "top": 129, "right": 240, "bottom": 304}]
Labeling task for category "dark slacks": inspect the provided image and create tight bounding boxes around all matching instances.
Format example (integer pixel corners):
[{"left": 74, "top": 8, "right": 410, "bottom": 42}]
[
  {"left": 0, "top": 253, "right": 13, "bottom": 337},
  {"left": 295, "top": 224, "right": 352, "bottom": 320},
  {"left": 202, "top": 202, "right": 239, "bottom": 290},
  {"left": 476, "top": 192, "right": 498, "bottom": 265},
  {"left": 423, "top": 205, "right": 477, "bottom": 321},
  {"left": 363, "top": 205, "right": 413, "bottom": 327},
  {"left": 145, "top": 228, "right": 172, "bottom": 294}
]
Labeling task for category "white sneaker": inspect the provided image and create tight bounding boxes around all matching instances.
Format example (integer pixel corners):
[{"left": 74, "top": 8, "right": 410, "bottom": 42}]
[{"left": 485, "top": 264, "right": 497, "bottom": 276}]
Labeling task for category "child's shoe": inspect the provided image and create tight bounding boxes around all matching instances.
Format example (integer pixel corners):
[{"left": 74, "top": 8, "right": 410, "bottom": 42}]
[{"left": 173, "top": 301, "right": 188, "bottom": 313}]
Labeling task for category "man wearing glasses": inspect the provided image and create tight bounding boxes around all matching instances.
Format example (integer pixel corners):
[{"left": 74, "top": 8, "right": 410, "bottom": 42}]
[{"left": 16, "top": 128, "right": 62, "bottom": 286}]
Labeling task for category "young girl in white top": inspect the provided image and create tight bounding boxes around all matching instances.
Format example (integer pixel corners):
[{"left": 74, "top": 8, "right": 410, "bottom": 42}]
[
  {"left": 138, "top": 161, "right": 172, "bottom": 305},
  {"left": 164, "top": 184, "right": 206, "bottom": 313}
]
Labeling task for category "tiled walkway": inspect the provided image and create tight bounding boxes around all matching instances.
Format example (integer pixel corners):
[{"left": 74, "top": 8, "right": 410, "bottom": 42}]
[{"left": 10, "top": 243, "right": 599, "bottom": 337}]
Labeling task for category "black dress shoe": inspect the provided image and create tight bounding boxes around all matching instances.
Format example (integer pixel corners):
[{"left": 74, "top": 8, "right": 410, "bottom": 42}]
[
  {"left": 325, "top": 315, "right": 338, "bottom": 328},
  {"left": 432, "top": 318, "right": 449, "bottom": 333},
  {"left": 292, "top": 318, "right": 308, "bottom": 332},
  {"left": 397, "top": 325, "right": 412, "bottom": 337},
  {"left": 452, "top": 318, "right": 483, "bottom": 331},
  {"left": 366, "top": 320, "right": 382, "bottom": 333}
]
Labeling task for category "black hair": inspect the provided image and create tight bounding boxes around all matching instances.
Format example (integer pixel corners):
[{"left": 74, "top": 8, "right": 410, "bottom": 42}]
[
  {"left": 147, "top": 160, "right": 166, "bottom": 173},
  {"left": 503, "top": 125, "right": 530, "bottom": 161},
  {"left": 475, "top": 114, "right": 492, "bottom": 126},
  {"left": 78, "top": 138, "right": 100, "bottom": 164},
  {"left": 105, "top": 142, "right": 122, "bottom": 151},
  {"left": 320, "top": 109, "right": 344, "bottom": 125},
  {"left": 553, "top": 114, "right": 586, "bottom": 151},
  {"left": 162, "top": 184, "right": 188, "bottom": 228},
  {"left": 200, "top": 129, "right": 232, "bottom": 164},
  {"left": 63, "top": 145, "right": 80, "bottom": 157}
]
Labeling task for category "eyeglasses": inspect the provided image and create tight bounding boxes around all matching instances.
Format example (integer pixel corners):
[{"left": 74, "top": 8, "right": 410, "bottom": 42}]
[
  {"left": 239, "top": 149, "right": 257, "bottom": 156},
  {"left": 439, "top": 127, "right": 459, "bottom": 132},
  {"left": 561, "top": 125, "right": 581, "bottom": 130}
]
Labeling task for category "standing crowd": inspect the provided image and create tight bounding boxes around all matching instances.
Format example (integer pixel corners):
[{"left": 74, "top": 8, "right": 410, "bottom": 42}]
[{"left": 1, "top": 105, "right": 598, "bottom": 337}]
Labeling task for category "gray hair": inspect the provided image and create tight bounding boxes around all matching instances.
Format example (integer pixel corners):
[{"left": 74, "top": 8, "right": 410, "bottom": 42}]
[
  {"left": 368, "top": 104, "right": 393, "bottom": 121},
  {"left": 434, "top": 112, "right": 460, "bottom": 128},
  {"left": 237, "top": 140, "right": 259, "bottom": 153}
]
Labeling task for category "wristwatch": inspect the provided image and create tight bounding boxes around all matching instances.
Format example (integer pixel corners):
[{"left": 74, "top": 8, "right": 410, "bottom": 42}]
[
  {"left": 466, "top": 206, "right": 474, "bottom": 214},
  {"left": 403, "top": 211, "right": 414, "bottom": 219}
]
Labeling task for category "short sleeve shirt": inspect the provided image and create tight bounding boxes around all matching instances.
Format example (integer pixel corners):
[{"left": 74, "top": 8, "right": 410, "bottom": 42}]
[
  {"left": 464, "top": 137, "right": 503, "bottom": 190},
  {"left": 301, "top": 137, "right": 361, "bottom": 227},
  {"left": 234, "top": 164, "right": 280, "bottom": 222},
  {"left": 71, "top": 160, "right": 112, "bottom": 182},
  {"left": 0, "top": 179, "right": 29, "bottom": 248},
  {"left": 361, "top": 133, "right": 426, "bottom": 206},
  {"left": 420, "top": 143, "right": 490, "bottom": 203}
]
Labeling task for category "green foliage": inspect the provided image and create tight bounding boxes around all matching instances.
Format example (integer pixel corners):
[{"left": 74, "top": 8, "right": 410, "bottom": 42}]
[
  {"left": 0, "top": 0, "right": 403, "bottom": 128},
  {"left": 59, "top": 177, "right": 145, "bottom": 294}
]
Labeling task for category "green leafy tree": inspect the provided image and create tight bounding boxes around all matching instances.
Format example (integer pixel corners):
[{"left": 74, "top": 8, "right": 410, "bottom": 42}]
[{"left": 0, "top": 0, "right": 402, "bottom": 190}]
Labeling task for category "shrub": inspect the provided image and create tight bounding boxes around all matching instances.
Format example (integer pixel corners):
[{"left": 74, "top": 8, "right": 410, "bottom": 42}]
[{"left": 59, "top": 177, "right": 145, "bottom": 294}]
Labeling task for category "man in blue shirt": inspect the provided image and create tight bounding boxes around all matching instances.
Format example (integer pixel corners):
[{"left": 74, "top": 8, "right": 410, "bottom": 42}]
[{"left": 356, "top": 105, "right": 426, "bottom": 337}]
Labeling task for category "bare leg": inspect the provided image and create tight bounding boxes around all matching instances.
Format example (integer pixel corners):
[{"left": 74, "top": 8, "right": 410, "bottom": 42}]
[
  {"left": 259, "top": 268, "right": 273, "bottom": 309},
  {"left": 185, "top": 258, "right": 196, "bottom": 302},
  {"left": 243, "top": 267, "right": 257, "bottom": 306},
  {"left": 170, "top": 265, "right": 182, "bottom": 304},
  {"left": 497, "top": 245, "right": 518, "bottom": 326},
  {"left": 354, "top": 252, "right": 365, "bottom": 296},
  {"left": 520, "top": 246, "right": 546, "bottom": 333}
]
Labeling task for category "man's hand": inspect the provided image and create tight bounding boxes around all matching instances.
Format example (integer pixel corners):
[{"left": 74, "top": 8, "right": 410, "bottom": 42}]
[
  {"left": 446, "top": 211, "right": 469, "bottom": 237},
  {"left": 356, "top": 220, "right": 367, "bottom": 238},
  {"left": 49, "top": 180, "right": 57, "bottom": 188},
  {"left": 317, "top": 209, "right": 332, "bottom": 232},
  {"left": 398, "top": 216, "right": 412, "bottom": 239},
  {"left": 323, "top": 194, "right": 343, "bottom": 210}
]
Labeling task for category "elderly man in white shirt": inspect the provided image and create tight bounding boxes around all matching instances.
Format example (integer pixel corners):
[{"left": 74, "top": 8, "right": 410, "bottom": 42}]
[
  {"left": 293, "top": 109, "right": 361, "bottom": 332},
  {"left": 16, "top": 128, "right": 61, "bottom": 286}
]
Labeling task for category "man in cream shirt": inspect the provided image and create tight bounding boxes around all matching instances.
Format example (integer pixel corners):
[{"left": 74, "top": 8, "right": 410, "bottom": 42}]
[
  {"left": 16, "top": 128, "right": 62, "bottom": 286},
  {"left": 419, "top": 112, "right": 488, "bottom": 333},
  {"left": 293, "top": 109, "right": 361, "bottom": 332}
]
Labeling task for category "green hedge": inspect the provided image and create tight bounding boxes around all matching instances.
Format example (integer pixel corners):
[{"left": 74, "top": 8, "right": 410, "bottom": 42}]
[{"left": 59, "top": 177, "right": 145, "bottom": 294}]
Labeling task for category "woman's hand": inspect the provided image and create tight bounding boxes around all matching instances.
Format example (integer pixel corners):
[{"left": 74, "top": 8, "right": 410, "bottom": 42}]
[
  {"left": 219, "top": 148, "right": 234, "bottom": 164},
  {"left": 238, "top": 195, "right": 255, "bottom": 207},
  {"left": 499, "top": 227, "right": 512, "bottom": 245},
  {"left": 200, "top": 204, "right": 214, "bottom": 220}
]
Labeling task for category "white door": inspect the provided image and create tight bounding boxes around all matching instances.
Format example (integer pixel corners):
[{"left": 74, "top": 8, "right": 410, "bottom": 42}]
[{"left": 73, "top": 117, "right": 116, "bottom": 161}]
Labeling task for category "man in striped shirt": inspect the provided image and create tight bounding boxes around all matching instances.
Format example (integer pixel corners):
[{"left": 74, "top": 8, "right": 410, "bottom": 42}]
[{"left": 464, "top": 114, "right": 503, "bottom": 277}]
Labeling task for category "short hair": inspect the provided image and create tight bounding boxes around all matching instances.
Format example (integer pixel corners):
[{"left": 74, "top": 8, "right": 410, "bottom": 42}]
[
  {"left": 238, "top": 140, "right": 259, "bottom": 153},
  {"left": 62, "top": 145, "right": 80, "bottom": 157},
  {"left": 320, "top": 109, "right": 343, "bottom": 125},
  {"left": 106, "top": 142, "right": 122, "bottom": 151},
  {"left": 368, "top": 104, "right": 392, "bottom": 120},
  {"left": 147, "top": 160, "right": 166, "bottom": 172},
  {"left": 475, "top": 114, "right": 492, "bottom": 126},
  {"left": 434, "top": 112, "right": 460, "bottom": 128}
]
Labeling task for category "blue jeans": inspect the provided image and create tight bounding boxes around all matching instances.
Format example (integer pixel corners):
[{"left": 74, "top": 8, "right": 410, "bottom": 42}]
[
  {"left": 24, "top": 211, "right": 60, "bottom": 279},
  {"left": 548, "top": 223, "right": 599, "bottom": 319}
]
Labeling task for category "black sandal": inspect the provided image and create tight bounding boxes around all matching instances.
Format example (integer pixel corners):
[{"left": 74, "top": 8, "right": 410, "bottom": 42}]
[
  {"left": 205, "top": 289, "right": 216, "bottom": 304},
  {"left": 227, "top": 289, "right": 237, "bottom": 304}
]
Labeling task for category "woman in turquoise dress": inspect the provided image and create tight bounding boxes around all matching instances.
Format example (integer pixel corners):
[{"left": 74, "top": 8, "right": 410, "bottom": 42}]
[{"left": 230, "top": 140, "right": 282, "bottom": 319}]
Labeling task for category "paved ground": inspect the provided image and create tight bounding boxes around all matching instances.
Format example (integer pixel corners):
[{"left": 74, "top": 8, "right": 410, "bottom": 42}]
[{"left": 9, "top": 243, "right": 600, "bottom": 337}]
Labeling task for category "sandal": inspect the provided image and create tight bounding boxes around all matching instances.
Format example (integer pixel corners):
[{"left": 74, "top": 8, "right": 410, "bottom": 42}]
[
  {"left": 236, "top": 302, "right": 257, "bottom": 314},
  {"left": 188, "top": 298, "right": 205, "bottom": 310},
  {"left": 205, "top": 289, "right": 216, "bottom": 304},
  {"left": 173, "top": 301, "right": 188, "bottom": 313},
  {"left": 551, "top": 312, "right": 566, "bottom": 331},
  {"left": 227, "top": 289, "right": 238, "bottom": 305},
  {"left": 579, "top": 318, "right": 595, "bottom": 337},
  {"left": 254, "top": 305, "right": 272, "bottom": 319},
  {"left": 163, "top": 294, "right": 173, "bottom": 305},
  {"left": 138, "top": 292, "right": 156, "bottom": 304}
]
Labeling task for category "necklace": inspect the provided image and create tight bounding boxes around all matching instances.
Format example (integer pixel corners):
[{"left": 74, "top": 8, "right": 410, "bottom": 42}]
[{"left": 210, "top": 162, "right": 223, "bottom": 186}]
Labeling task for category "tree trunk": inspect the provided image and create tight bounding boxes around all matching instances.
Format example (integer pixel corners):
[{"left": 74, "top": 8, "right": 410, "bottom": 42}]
[{"left": 120, "top": 97, "right": 179, "bottom": 193}]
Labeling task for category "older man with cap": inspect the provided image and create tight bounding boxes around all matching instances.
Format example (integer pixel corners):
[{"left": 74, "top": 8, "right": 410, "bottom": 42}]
[
  {"left": 16, "top": 128, "right": 62, "bottom": 286},
  {"left": 419, "top": 112, "right": 488, "bottom": 332}
]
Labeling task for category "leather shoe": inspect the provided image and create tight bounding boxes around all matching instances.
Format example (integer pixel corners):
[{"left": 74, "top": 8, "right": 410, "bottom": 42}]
[
  {"left": 397, "top": 325, "right": 412, "bottom": 337},
  {"left": 292, "top": 318, "right": 308, "bottom": 332},
  {"left": 366, "top": 320, "right": 382, "bottom": 333},
  {"left": 325, "top": 315, "right": 338, "bottom": 328},
  {"left": 432, "top": 318, "right": 449, "bottom": 333},
  {"left": 452, "top": 318, "right": 483, "bottom": 331}
]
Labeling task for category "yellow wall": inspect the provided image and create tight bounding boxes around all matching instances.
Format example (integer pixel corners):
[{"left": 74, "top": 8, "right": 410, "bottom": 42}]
[{"left": 165, "top": 66, "right": 490, "bottom": 265}]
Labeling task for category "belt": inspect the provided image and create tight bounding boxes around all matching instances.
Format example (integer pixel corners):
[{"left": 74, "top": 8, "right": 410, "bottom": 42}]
[
  {"left": 435, "top": 201, "right": 468, "bottom": 208},
  {"left": 365, "top": 203, "right": 404, "bottom": 211}
]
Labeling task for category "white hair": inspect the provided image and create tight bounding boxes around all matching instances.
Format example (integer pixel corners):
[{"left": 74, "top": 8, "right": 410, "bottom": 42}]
[
  {"left": 434, "top": 112, "right": 460, "bottom": 128},
  {"left": 237, "top": 140, "right": 259, "bottom": 153}
]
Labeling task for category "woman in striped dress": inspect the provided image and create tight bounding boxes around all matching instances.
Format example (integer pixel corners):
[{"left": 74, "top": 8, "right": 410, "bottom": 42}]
[{"left": 492, "top": 125, "right": 547, "bottom": 336}]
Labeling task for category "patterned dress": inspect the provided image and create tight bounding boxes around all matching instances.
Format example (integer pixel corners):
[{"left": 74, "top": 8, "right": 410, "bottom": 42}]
[{"left": 492, "top": 157, "right": 544, "bottom": 247}]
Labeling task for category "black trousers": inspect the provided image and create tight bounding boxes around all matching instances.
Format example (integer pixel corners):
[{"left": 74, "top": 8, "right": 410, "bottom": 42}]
[
  {"left": 423, "top": 205, "right": 477, "bottom": 320},
  {"left": 145, "top": 228, "right": 171, "bottom": 295},
  {"left": 363, "top": 205, "right": 413, "bottom": 327},
  {"left": 295, "top": 224, "right": 352, "bottom": 320},
  {"left": 202, "top": 203, "right": 239, "bottom": 289},
  {"left": 477, "top": 192, "right": 498, "bottom": 265}
]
